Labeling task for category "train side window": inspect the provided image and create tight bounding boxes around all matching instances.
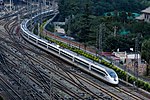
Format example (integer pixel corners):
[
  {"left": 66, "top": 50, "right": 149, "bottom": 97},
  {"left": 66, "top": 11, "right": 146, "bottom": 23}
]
[
  {"left": 74, "top": 58, "right": 88, "bottom": 68},
  {"left": 24, "top": 32, "right": 28, "bottom": 37},
  {"left": 91, "top": 66, "right": 108, "bottom": 76},
  {"left": 60, "top": 51, "right": 72, "bottom": 60},
  {"left": 48, "top": 46, "right": 59, "bottom": 52},
  {"left": 91, "top": 66, "right": 106, "bottom": 77},
  {"left": 38, "top": 41, "right": 47, "bottom": 47},
  {"left": 29, "top": 36, "right": 36, "bottom": 42}
]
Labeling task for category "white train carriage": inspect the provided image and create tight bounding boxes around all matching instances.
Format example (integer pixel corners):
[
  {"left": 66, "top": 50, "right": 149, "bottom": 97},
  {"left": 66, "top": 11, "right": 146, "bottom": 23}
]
[
  {"left": 59, "top": 49, "right": 118, "bottom": 84},
  {"left": 20, "top": 13, "right": 119, "bottom": 85}
]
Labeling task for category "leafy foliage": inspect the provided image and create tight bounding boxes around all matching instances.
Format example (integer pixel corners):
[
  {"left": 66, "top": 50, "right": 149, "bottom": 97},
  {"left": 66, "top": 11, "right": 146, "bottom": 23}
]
[
  {"left": 58, "top": 0, "right": 146, "bottom": 19},
  {"left": 141, "top": 39, "right": 150, "bottom": 75},
  {"left": 58, "top": 0, "right": 149, "bottom": 51},
  {"left": 57, "top": 0, "right": 150, "bottom": 71}
]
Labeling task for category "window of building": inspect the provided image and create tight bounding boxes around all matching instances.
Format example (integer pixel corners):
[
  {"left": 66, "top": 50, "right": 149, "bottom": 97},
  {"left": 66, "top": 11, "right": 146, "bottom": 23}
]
[{"left": 145, "top": 14, "right": 146, "bottom": 19}]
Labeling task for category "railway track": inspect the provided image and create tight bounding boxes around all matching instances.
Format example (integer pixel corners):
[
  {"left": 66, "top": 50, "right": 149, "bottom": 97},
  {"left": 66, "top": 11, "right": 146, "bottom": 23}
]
[
  {"left": 71, "top": 71, "right": 144, "bottom": 100},
  {"left": 0, "top": 76, "right": 21, "bottom": 100},
  {"left": 1, "top": 19, "right": 111, "bottom": 99},
  {"left": 1, "top": 8, "right": 149, "bottom": 100},
  {"left": 26, "top": 28, "right": 148, "bottom": 99},
  {"left": 0, "top": 47, "right": 47, "bottom": 100},
  {"left": 17, "top": 24, "right": 150, "bottom": 100},
  {"left": 2, "top": 16, "right": 84, "bottom": 99},
  {"left": 1, "top": 17, "right": 51, "bottom": 99},
  {"left": 0, "top": 34, "right": 102, "bottom": 99},
  {"left": 0, "top": 53, "right": 22, "bottom": 100},
  {"left": 2, "top": 12, "right": 94, "bottom": 99},
  {"left": 0, "top": 19, "right": 6, "bottom": 25},
  {"left": 2, "top": 32, "right": 145, "bottom": 100},
  {"left": 27, "top": 51, "right": 144, "bottom": 100}
]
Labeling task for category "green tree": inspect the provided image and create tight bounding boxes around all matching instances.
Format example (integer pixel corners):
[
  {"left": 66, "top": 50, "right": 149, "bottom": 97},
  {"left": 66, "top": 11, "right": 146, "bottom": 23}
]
[
  {"left": 130, "top": 22, "right": 150, "bottom": 39},
  {"left": 79, "top": 4, "right": 91, "bottom": 41},
  {"left": 58, "top": 0, "right": 149, "bottom": 54},
  {"left": 141, "top": 39, "right": 150, "bottom": 75},
  {"left": 77, "top": 3, "right": 93, "bottom": 50},
  {"left": 119, "top": 11, "right": 128, "bottom": 22},
  {"left": 103, "top": 35, "right": 134, "bottom": 52}
]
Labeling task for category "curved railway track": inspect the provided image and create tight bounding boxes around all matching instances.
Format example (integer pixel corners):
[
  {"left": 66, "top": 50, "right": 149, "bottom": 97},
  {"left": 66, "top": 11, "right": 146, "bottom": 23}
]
[
  {"left": 0, "top": 9, "right": 149, "bottom": 100},
  {"left": 26, "top": 50, "right": 145, "bottom": 100},
  {"left": 2, "top": 17, "right": 91, "bottom": 99},
  {"left": 1, "top": 18, "right": 114, "bottom": 99},
  {"left": 1, "top": 17, "right": 52, "bottom": 99},
  {"left": 0, "top": 57, "right": 22, "bottom": 100},
  {"left": 5, "top": 39, "right": 146, "bottom": 99},
  {"left": 1, "top": 30, "right": 145, "bottom": 100},
  {"left": 0, "top": 31, "right": 103, "bottom": 99}
]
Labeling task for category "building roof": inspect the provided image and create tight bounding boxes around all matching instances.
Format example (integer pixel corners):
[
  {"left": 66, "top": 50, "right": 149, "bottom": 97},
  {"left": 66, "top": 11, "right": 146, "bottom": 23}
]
[
  {"left": 101, "top": 52, "right": 114, "bottom": 56},
  {"left": 141, "top": 7, "right": 150, "bottom": 14},
  {"left": 135, "top": 14, "right": 144, "bottom": 20},
  {"left": 113, "top": 52, "right": 126, "bottom": 58},
  {"left": 55, "top": 26, "right": 65, "bottom": 34}
]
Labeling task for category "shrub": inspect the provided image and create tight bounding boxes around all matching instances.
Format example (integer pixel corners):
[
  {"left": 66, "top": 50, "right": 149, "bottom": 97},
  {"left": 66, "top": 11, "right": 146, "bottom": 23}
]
[
  {"left": 128, "top": 76, "right": 136, "bottom": 83},
  {"left": 137, "top": 80, "right": 144, "bottom": 87},
  {"left": 147, "top": 85, "right": 150, "bottom": 92},
  {"left": 143, "top": 82, "right": 149, "bottom": 90}
]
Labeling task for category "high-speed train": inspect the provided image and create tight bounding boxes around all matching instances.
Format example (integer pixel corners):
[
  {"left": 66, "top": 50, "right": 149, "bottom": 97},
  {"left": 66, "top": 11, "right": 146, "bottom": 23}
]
[{"left": 20, "top": 14, "right": 119, "bottom": 85}]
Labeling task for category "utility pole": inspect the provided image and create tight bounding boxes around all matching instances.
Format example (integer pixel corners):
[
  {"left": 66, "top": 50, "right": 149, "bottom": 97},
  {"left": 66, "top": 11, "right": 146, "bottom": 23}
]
[
  {"left": 113, "top": 26, "right": 117, "bottom": 37},
  {"left": 9, "top": 0, "right": 12, "bottom": 12},
  {"left": 18, "top": 13, "right": 20, "bottom": 24},
  {"left": 30, "top": 0, "right": 32, "bottom": 28},
  {"left": 40, "top": 0, "right": 42, "bottom": 26},
  {"left": 134, "top": 33, "right": 140, "bottom": 89},
  {"left": 37, "top": 0, "right": 42, "bottom": 38},
  {"left": 18, "top": 0, "right": 22, "bottom": 24},
  {"left": 52, "top": 0, "right": 56, "bottom": 12},
  {"left": 67, "top": 16, "right": 71, "bottom": 36},
  {"left": 38, "top": 23, "right": 40, "bottom": 37},
  {"left": 43, "top": 0, "right": 46, "bottom": 7},
  {"left": 27, "top": 0, "right": 29, "bottom": 17},
  {"left": 98, "top": 24, "right": 104, "bottom": 55}
]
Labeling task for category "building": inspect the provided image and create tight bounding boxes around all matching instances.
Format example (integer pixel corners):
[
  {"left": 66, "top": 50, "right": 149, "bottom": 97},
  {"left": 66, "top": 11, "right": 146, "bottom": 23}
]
[
  {"left": 55, "top": 26, "right": 65, "bottom": 34},
  {"left": 126, "top": 54, "right": 147, "bottom": 76},
  {"left": 113, "top": 51, "right": 147, "bottom": 76},
  {"left": 136, "top": 7, "right": 150, "bottom": 23}
]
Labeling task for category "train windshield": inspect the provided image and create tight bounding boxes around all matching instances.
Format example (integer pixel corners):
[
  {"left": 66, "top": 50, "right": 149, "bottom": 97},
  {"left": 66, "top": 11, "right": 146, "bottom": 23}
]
[{"left": 107, "top": 70, "right": 117, "bottom": 78}]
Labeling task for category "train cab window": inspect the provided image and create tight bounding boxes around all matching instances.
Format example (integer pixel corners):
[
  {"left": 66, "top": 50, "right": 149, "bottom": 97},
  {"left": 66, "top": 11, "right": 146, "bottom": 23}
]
[{"left": 108, "top": 71, "right": 116, "bottom": 78}]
